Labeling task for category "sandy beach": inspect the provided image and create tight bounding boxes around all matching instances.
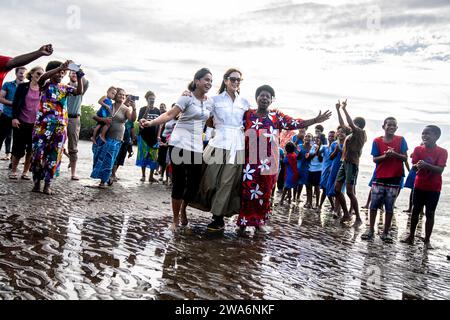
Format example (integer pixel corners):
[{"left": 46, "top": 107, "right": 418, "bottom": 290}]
[{"left": 0, "top": 140, "right": 449, "bottom": 300}]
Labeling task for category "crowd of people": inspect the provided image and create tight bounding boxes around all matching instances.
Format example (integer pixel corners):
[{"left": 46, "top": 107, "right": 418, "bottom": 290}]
[{"left": 0, "top": 45, "right": 447, "bottom": 250}]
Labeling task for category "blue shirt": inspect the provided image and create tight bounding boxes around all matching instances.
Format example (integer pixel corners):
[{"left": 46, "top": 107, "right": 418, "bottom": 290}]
[
  {"left": 321, "top": 144, "right": 334, "bottom": 172},
  {"left": 1, "top": 80, "right": 19, "bottom": 118},
  {"left": 309, "top": 144, "right": 325, "bottom": 172}
]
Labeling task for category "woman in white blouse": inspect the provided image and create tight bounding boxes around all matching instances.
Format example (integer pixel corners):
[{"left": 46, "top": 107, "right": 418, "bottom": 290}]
[
  {"left": 196, "top": 68, "right": 250, "bottom": 231},
  {"left": 140, "top": 68, "right": 214, "bottom": 231}
]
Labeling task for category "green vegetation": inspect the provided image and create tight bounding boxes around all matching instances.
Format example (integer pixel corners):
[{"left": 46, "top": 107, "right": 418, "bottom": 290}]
[{"left": 79, "top": 104, "right": 139, "bottom": 141}]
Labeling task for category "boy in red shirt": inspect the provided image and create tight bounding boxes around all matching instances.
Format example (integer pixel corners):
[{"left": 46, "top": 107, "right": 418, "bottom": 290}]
[
  {"left": 361, "top": 117, "right": 408, "bottom": 242},
  {"left": 402, "top": 125, "right": 447, "bottom": 249}
]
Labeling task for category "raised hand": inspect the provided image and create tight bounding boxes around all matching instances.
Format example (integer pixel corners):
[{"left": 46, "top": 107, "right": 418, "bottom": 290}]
[
  {"left": 60, "top": 60, "right": 72, "bottom": 71},
  {"left": 341, "top": 99, "right": 347, "bottom": 109},
  {"left": 315, "top": 110, "right": 332, "bottom": 123},
  {"left": 335, "top": 100, "right": 341, "bottom": 110},
  {"left": 38, "top": 44, "right": 53, "bottom": 56}
]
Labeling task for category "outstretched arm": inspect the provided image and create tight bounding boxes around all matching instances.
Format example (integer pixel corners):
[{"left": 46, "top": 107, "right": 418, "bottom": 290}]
[
  {"left": 140, "top": 106, "right": 181, "bottom": 128},
  {"left": 38, "top": 60, "right": 70, "bottom": 89},
  {"left": 4, "top": 44, "right": 53, "bottom": 71},
  {"left": 278, "top": 110, "right": 332, "bottom": 131}
]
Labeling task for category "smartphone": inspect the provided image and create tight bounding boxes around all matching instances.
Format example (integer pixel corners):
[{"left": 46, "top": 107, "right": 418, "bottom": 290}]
[
  {"left": 68, "top": 62, "right": 81, "bottom": 72},
  {"left": 129, "top": 95, "right": 139, "bottom": 101}
]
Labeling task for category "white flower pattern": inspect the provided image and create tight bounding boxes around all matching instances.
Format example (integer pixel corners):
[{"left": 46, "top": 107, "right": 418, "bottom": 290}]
[
  {"left": 251, "top": 119, "right": 263, "bottom": 130},
  {"left": 250, "top": 184, "right": 264, "bottom": 200},
  {"left": 243, "top": 164, "right": 256, "bottom": 181},
  {"left": 258, "top": 159, "right": 270, "bottom": 172},
  {"left": 263, "top": 126, "right": 278, "bottom": 142}
]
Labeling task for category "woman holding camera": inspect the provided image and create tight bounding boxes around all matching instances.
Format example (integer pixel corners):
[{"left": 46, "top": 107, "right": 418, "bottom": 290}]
[{"left": 91, "top": 88, "right": 137, "bottom": 188}]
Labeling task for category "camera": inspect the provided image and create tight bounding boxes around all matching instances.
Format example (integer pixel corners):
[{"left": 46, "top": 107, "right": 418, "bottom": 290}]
[{"left": 129, "top": 95, "right": 139, "bottom": 101}]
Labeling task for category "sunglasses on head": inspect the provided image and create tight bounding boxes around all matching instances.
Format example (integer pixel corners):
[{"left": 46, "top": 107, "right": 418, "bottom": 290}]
[{"left": 227, "top": 76, "right": 242, "bottom": 83}]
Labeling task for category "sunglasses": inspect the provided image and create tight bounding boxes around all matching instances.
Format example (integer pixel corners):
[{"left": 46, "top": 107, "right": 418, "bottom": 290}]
[{"left": 227, "top": 77, "right": 242, "bottom": 83}]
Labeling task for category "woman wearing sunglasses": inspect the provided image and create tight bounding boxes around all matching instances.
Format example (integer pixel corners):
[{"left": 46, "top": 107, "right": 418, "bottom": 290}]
[
  {"left": 194, "top": 68, "right": 252, "bottom": 231},
  {"left": 9, "top": 66, "right": 45, "bottom": 180}
]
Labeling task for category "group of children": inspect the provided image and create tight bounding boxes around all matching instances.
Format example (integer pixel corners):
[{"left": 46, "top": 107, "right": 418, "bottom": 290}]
[{"left": 278, "top": 100, "right": 447, "bottom": 247}]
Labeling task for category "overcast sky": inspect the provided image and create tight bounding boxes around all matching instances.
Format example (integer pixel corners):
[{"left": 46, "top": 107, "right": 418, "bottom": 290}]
[{"left": 1, "top": 0, "right": 450, "bottom": 157}]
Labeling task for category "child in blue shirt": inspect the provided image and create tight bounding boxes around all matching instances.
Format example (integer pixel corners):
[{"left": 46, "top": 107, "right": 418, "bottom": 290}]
[{"left": 91, "top": 86, "right": 116, "bottom": 143}]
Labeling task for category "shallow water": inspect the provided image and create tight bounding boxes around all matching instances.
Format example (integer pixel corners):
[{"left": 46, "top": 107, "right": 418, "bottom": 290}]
[{"left": 0, "top": 141, "right": 449, "bottom": 300}]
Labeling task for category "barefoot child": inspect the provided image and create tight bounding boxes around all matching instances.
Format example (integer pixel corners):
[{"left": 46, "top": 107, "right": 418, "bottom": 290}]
[
  {"left": 306, "top": 135, "right": 324, "bottom": 209},
  {"left": 92, "top": 86, "right": 116, "bottom": 143},
  {"left": 295, "top": 133, "right": 313, "bottom": 202},
  {"left": 318, "top": 130, "right": 336, "bottom": 211},
  {"left": 334, "top": 100, "right": 367, "bottom": 225},
  {"left": 326, "top": 126, "right": 350, "bottom": 218},
  {"left": 280, "top": 142, "right": 299, "bottom": 204},
  {"left": 361, "top": 117, "right": 408, "bottom": 242},
  {"left": 402, "top": 125, "right": 447, "bottom": 249}
]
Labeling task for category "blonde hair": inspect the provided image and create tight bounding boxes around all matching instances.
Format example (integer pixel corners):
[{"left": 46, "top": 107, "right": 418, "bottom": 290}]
[{"left": 26, "top": 66, "right": 43, "bottom": 81}]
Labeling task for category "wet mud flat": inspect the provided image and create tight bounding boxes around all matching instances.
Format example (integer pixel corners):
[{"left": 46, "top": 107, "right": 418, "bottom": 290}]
[{"left": 0, "top": 141, "right": 449, "bottom": 300}]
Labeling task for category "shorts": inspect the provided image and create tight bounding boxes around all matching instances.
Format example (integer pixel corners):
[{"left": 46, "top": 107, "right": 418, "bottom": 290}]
[
  {"left": 307, "top": 171, "right": 321, "bottom": 186},
  {"left": 335, "top": 161, "right": 359, "bottom": 186},
  {"left": 413, "top": 189, "right": 440, "bottom": 218},
  {"left": 370, "top": 183, "right": 399, "bottom": 213}
]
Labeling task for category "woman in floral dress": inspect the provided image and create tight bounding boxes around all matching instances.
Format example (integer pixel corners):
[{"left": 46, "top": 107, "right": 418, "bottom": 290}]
[
  {"left": 31, "top": 60, "right": 84, "bottom": 195},
  {"left": 237, "top": 85, "right": 331, "bottom": 232}
]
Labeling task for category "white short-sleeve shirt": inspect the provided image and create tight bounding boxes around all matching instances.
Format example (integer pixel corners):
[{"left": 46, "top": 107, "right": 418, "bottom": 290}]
[{"left": 169, "top": 95, "right": 213, "bottom": 153}]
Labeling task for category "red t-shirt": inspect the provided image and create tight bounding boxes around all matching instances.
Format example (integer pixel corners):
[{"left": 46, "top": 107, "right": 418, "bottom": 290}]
[
  {"left": 372, "top": 135, "right": 408, "bottom": 180},
  {"left": 0, "top": 55, "right": 12, "bottom": 88},
  {"left": 412, "top": 145, "right": 448, "bottom": 192}
]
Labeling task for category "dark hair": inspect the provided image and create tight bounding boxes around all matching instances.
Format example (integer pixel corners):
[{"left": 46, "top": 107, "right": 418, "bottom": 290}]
[
  {"left": 255, "top": 85, "right": 275, "bottom": 100},
  {"left": 145, "top": 90, "right": 155, "bottom": 100},
  {"left": 218, "top": 68, "right": 242, "bottom": 94},
  {"left": 315, "top": 124, "right": 324, "bottom": 132},
  {"left": 337, "top": 125, "right": 351, "bottom": 135},
  {"left": 46, "top": 60, "right": 63, "bottom": 72},
  {"left": 285, "top": 141, "right": 296, "bottom": 153},
  {"left": 425, "top": 125, "right": 441, "bottom": 139},
  {"left": 114, "top": 87, "right": 126, "bottom": 101},
  {"left": 383, "top": 117, "right": 397, "bottom": 127},
  {"left": 354, "top": 117, "right": 366, "bottom": 129},
  {"left": 15, "top": 67, "right": 27, "bottom": 74},
  {"left": 188, "top": 68, "right": 212, "bottom": 92},
  {"left": 328, "top": 130, "right": 336, "bottom": 135}
]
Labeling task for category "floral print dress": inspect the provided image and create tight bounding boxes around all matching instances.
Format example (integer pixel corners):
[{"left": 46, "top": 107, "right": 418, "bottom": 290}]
[
  {"left": 237, "top": 109, "right": 307, "bottom": 227},
  {"left": 31, "top": 83, "right": 75, "bottom": 182}
]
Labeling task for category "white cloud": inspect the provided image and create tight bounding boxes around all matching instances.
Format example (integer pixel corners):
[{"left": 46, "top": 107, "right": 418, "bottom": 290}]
[{"left": 1, "top": 0, "right": 449, "bottom": 145}]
